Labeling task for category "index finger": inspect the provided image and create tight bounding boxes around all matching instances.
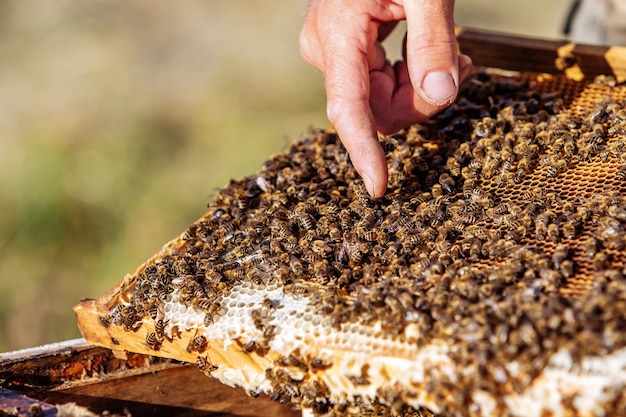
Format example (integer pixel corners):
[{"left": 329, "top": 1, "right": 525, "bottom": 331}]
[{"left": 318, "top": 14, "right": 388, "bottom": 198}]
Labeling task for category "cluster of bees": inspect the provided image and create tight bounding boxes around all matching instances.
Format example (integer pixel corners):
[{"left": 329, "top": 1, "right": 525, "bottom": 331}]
[
  {"left": 0, "top": 404, "right": 44, "bottom": 417},
  {"left": 105, "top": 70, "right": 626, "bottom": 416}
]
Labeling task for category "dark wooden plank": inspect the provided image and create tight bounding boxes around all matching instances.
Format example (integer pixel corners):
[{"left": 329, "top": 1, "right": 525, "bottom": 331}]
[
  {"left": 457, "top": 27, "right": 570, "bottom": 75},
  {"left": 457, "top": 27, "right": 626, "bottom": 82},
  {"left": 572, "top": 43, "right": 614, "bottom": 80},
  {"left": 0, "top": 340, "right": 300, "bottom": 417},
  {"left": 47, "top": 365, "right": 300, "bottom": 417},
  {"left": 0, "top": 388, "right": 56, "bottom": 416},
  {"left": 0, "top": 339, "right": 172, "bottom": 392}
]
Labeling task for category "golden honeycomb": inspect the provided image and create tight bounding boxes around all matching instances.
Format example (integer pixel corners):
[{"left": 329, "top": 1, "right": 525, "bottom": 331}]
[{"left": 77, "top": 69, "right": 626, "bottom": 417}]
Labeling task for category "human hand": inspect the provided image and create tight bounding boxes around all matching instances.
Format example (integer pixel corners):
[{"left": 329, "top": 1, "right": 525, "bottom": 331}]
[{"left": 300, "top": 0, "right": 473, "bottom": 198}]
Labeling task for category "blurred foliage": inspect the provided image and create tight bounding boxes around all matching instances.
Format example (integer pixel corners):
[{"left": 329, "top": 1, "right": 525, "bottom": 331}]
[{"left": 0, "top": 0, "right": 327, "bottom": 351}]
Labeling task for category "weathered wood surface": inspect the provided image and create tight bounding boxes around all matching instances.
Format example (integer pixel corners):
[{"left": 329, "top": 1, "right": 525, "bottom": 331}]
[
  {"left": 73, "top": 297, "right": 280, "bottom": 374},
  {"left": 457, "top": 27, "right": 626, "bottom": 82},
  {"left": 0, "top": 339, "right": 299, "bottom": 417},
  {"left": 0, "top": 388, "right": 57, "bottom": 416}
]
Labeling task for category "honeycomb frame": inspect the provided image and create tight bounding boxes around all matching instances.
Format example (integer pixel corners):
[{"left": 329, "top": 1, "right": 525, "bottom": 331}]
[{"left": 76, "top": 69, "right": 626, "bottom": 417}]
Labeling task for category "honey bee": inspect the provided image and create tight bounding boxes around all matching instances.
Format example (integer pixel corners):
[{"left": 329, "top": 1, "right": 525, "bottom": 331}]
[
  {"left": 273, "top": 223, "right": 292, "bottom": 239},
  {"left": 551, "top": 244, "right": 569, "bottom": 269},
  {"left": 155, "top": 318, "right": 168, "bottom": 338},
  {"left": 597, "top": 149, "right": 611, "bottom": 161},
  {"left": 204, "top": 304, "right": 226, "bottom": 326},
  {"left": 467, "top": 224, "right": 489, "bottom": 240},
  {"left": 186, "top": 244, "right": 202, "bottom": 256},
  {"left": 346, "top": 245, "right": 364, "bottom": 265},
  {"left": 146, "top": 331, "right": 162, "bottom": 350},
  {"left": 143, "top": 264, "right": 158, "bottom": 276},
  {"left": 196, "top": 226, "right": 212, "bottom": 243},
  {"left": 534, "top": 212, "right": 552, "bottom": 240},
  {"left": 608, "top": 204, "right": 626, "bottom": 221},
  {"left": 276, "top": 354, "right": 307, "bottom": 370},
  {"left": 172, "top": 258, "right": 191, "bottom": 276},
  {"left": 99, "top": 314, "right": 113, "bottom": 328},
  {"left": 481, "top": 154, "right": 502, "bottom": 178},
  {"left": 28, "top": 403, "right": 44, "bottom": 417},
  {"left": 547, "top": 223, "right": 560, "bottom": 243},
  {"left": 438, "top": 173, "right": 455, "bottom": 193},
  {"left": 560, "top": 259, "right": 575, "bottom": 278},
  {"left": 309, "top": 357, "right": 332, "bottom": 371},
  {"left": 598, "top": 215, "right": 622, "bottom": 229},
  {"left": 289, "top": 256, "right": 304, "bottom": 276},
  {"left": 196, "top": 355, "right": 218, "bottom": 375},
  {"left": 311, "top": 240, "right": 332, "bottom": 256},
  {"left": 545, "top": 159, "right": 568, "bottom": 178},
  {"left": 377, "top": 229, "right": 392, "bottom": 246},
  {"left": 147, "top": 297, "right": 162, "bottom": 320},
  {"left": 592, "top": 252, "right": 609, "bottom": 271},
  {"left": 120, "top": 305, "right": 141, "bottom": 331},
  {"left": 292, "top": 206, "right": 315, "bottom": 230},
  {"left": 223, "top": 267, "right": 245, "bottom": 280},
  {"left": 431, "top": 184, "right": 443, "bottom": 198},
  {"left": 187, "top": 334, "right": 208, "bottom": 353},
  {"left": 205, "top": 250, "right": 221, "bottom": 262},
  {"left": 339, "top": 210, "right": 352, "bottom": 231},
  {"left": 447, "top": 156, "right": 461, "bottom": 177},
  {"left": 466, "top": 239, "right": 482, "bottom": 262},
  {"left": 262, "top": 297, "right": 276, "bottom": 310},
  {"left": 506, "top": 226, "right": 527, "bottom": 242},
  {"left": 561, "top": 221, "right": 577, "bottom": 240},
  {"left": 583, "top": 237, "right": 598, "bottom": 258},
  {"left": 461, "top": 165, "right": 479, "bottom": 180},
  {"left": 204, "top": 269, "right": 223, "bottom": 283},
  {"left": 193, "top": 298, "right": 213, "bottom": 311},
  {"left": 242, "top": 340, "right": 257, "bottom": 354},
  {"left": 328, "top": 227, "right": 342, "bottom": 243},
  {"left": 356, "top": 228, "right": 377, "bottom": 242},
  {"left": 219, "top": 221, "right": 236, "bottom": 236},
  {"left": 563, "top": 140, "right": 576, "bottom": 158},
  {"left": 250, "top": 308, "right": 271, "bottom": 330},
  {"left": 282, "top": 236, "right": 299, "bottom": 252},
  {"left": 351, "top": 180, "right": 370, "bottom": 203},
  {"left": 313, "top": 260, "right": 331, "bottom": 283},
  {"left": 301, "top": 251, "right": 321, "bottom": 265},
  {"left": 263, "top": 324, "right": 276, "bottom": 340}
]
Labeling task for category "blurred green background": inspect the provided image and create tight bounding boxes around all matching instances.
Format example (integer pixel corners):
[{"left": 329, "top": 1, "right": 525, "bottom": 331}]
[{"left": 0, "top": 0, "right": 571, "bottom": 352}]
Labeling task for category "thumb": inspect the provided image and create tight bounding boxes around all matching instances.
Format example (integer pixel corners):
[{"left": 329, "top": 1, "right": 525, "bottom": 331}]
[{"left": 404, "top": 0, "right": 459, "bottom": 107}]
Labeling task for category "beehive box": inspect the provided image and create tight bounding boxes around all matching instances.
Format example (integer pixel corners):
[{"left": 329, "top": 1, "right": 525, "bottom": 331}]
[{"left": 4, "top": 29, "right": 626, "bottom": 417}]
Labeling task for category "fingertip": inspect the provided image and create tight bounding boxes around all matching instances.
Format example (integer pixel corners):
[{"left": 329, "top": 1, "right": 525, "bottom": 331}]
[
  {"left": 345, "top": 133, "right": 388, "bottom": 199},
  {"left": 361, "top": 163, "right": 388, "bottom": 199},
  {"left": 326, "top": 98, "right": 389, "bottom": 199}
]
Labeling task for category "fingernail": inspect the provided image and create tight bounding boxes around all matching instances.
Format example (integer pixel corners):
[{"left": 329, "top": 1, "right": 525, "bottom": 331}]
[{"left": 421, "top": 71, "right": 457, "bottom": 106}]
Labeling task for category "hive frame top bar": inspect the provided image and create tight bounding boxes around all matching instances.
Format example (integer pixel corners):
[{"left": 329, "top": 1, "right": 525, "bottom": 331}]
[{"left": 457, "top": 26, "right": 626, "bottom": 83}]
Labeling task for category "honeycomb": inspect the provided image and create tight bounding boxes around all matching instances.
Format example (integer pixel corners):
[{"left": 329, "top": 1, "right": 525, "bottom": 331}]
[{"left": 87, "top": 70, "right": 626, "bottom": 417}]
